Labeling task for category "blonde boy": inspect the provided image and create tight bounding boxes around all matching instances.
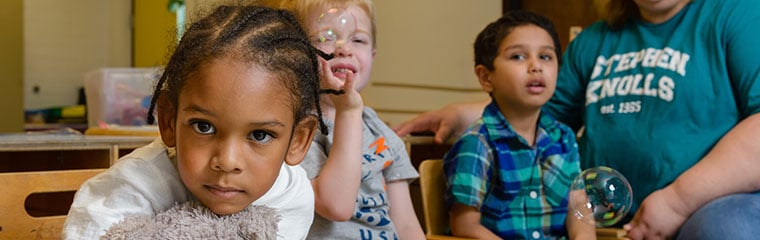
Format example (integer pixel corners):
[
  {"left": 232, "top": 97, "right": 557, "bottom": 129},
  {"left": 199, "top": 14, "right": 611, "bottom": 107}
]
[{"left": 272, "top": 0, "right": 425, "bottom": 239}]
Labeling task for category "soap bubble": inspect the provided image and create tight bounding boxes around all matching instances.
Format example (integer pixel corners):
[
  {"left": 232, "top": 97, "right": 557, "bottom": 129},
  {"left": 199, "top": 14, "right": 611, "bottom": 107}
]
[
  {"left": 569, "top": 166, "right": 633, "bottom": 227},
  {"left": 313, "top": 7, "right": 356, "bottom": 53}
]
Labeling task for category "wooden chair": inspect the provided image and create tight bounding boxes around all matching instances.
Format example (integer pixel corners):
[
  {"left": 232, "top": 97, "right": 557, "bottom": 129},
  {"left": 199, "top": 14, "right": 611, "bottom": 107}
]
[
  {"left": 418, "top": 159, "right": 627, "bottom": 240},
  {"left": 419, "top": 159, "right": 474, "bottom": 240},
  {"left": 0, "top": 169, "right": 104, "bottom": 239}
]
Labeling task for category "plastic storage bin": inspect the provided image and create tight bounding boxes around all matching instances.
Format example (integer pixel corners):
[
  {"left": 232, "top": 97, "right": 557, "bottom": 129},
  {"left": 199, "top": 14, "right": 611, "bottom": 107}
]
[{"left": 84, "top": 68, "right": 161, "bottom": 127}]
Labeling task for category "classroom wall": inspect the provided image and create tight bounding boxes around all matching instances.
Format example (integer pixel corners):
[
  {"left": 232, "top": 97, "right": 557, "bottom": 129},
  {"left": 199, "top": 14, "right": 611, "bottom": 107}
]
[
  {"left": 0, "top": 0, "right": 24, "bottom": 132},
  {"left": 366, "top": 0, "right": 499, "bottom": 125},
  {"left": 23, "top": 0, "right": 131, "bottom": 110}
]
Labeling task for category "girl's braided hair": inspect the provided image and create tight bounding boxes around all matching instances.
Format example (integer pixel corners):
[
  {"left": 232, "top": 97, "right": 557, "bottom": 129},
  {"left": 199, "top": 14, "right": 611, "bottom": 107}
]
[{"left": 147, "top": 4, "right": 328, "bottom": 134}]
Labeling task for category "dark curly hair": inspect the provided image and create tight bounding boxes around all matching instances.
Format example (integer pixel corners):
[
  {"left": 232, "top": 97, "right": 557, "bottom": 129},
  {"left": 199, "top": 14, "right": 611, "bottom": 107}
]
[
  {"left": 474, "top": 10, "right": 562, "bottom": 70},
  {"left": 147, "top": 4, "right": 328, "bottom": 133}
]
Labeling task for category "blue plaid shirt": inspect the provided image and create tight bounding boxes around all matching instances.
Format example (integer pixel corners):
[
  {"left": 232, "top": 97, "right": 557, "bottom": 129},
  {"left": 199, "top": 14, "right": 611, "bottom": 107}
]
[{"left": 443, "top": 102, "right": 581, "bottom": 239}]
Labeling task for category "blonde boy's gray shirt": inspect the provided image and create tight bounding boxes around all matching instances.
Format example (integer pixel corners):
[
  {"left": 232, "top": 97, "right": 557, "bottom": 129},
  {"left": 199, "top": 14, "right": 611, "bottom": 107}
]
[{"left": 301, "top": 107, "right": 419, "bottom": 239}]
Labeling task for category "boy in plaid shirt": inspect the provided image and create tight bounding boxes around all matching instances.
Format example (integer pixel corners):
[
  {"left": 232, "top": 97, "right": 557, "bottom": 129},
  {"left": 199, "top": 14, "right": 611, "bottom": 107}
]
[{"left": 443, "top": 10, "right": 594, "bottom": 239}]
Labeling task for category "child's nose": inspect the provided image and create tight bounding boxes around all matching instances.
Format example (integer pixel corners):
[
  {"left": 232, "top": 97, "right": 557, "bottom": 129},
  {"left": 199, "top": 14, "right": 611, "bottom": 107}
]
[
  {"left": 333, "top": 41, "right": 353, "bottom": 57},
  {"left": 529, "top": 60, "right": 543, "bottom": 73},
  {"left": 212, "top": 140, "right": 243, "bottom": 173}
]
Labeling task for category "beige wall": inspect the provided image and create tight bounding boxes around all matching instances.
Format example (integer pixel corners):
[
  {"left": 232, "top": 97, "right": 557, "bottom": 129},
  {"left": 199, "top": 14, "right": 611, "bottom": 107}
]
[
  {"left": 23, "top": 0, "right": 131, "bottom": 110},
  {"left": 367, "top": 0, "right": 498, "bottom": 125},
  {"left": 0, "top": 0, "right": 24, "bottom": 132},
  {"left": 186, "top": 0, "right": 499, "bottom": 125}
]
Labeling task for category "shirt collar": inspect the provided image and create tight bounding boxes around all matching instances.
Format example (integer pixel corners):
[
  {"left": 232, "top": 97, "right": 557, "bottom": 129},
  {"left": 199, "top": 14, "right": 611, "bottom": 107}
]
[{"left": 481, "top": 101, "right": 563, "bottom": 146}]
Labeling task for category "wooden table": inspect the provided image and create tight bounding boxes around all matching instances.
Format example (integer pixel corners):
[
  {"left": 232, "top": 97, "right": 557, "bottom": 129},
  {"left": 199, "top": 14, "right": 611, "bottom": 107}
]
[{"left": 0, "top": 134, "right": 155, "bottom": 167}]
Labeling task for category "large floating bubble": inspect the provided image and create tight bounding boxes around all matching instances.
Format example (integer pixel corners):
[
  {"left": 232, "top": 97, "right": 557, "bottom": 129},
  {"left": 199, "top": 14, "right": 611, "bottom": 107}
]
[
  {"left": 569, "top": 166, "right": 633, "bottom": 227},
  {"left": 313, "top": 7, "right": 357, "bottom": 53}
]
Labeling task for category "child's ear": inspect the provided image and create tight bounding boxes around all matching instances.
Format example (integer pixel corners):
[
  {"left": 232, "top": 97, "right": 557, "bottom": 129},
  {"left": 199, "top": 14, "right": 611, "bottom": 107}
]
[
  {"left": 156, "top": 94, "right": 177, "bottom": 147},
  {"left": 284, "top": 116, "right": 318, "bottom": 166},
  {"left": 475, "top": 64, "right": 494, "bottom": 93}
]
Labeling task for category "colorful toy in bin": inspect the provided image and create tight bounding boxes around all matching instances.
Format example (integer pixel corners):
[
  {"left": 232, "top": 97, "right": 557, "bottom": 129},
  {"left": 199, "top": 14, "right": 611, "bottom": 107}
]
[{"left": 84, "top": 68, "right": 161, "bottom": 127}]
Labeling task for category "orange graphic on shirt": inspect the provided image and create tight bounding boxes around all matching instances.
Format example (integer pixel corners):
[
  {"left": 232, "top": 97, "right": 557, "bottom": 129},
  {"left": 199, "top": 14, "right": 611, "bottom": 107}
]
[
  {"left": 369, "top": 137, "right": 388, "bottom": 155},
  {"left": 383, "top": 160, "right": 392, "bottom": 169}
]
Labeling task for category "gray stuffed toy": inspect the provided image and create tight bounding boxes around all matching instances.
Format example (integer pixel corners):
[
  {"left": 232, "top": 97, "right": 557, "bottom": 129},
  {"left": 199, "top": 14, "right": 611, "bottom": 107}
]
[{"left": 102, "top": 201, "right": 280, "bottom": 239}]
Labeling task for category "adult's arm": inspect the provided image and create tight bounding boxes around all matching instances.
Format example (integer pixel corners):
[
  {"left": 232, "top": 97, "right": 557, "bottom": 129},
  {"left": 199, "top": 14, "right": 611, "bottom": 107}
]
[
  {"left": 393, "top": 100, "right": 487, "bottom": 144},
  {"left": 625, "top": 113, "right": 760, "bottom": 239}
]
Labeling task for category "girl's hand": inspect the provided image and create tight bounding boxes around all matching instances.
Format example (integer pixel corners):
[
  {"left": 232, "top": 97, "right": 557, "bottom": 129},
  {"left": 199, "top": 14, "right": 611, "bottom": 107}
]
[
  {"left": 318, "top": 58, "right": 363, "bottom": 113},
  {"left": 624, "top": 187, "right": 689, "bottom": 240}
]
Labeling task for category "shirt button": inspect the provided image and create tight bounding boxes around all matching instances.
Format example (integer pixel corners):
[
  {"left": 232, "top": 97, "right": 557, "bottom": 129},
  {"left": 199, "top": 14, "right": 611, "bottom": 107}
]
[
  {"left": 530, "top": 191, "right": 538, "bottom": 199},
  {"left": 532, "top": 231, "right": 540, "bottom": 239}
]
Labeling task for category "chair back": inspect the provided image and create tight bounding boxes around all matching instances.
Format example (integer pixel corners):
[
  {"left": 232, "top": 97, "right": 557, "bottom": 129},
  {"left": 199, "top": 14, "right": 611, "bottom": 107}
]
[
  {"left": 419, "top": 159, "right": 450, "bottom": 236},
  {"left": 0, "top": 169, "right": 103, "bottom": 239}
]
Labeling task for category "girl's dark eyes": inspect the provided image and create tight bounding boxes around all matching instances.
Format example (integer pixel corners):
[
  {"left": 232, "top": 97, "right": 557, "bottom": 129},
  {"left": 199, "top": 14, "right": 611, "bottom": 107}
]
[
  {"left": 249, "top": 130, "right": 274, "bottom": 144},
  {"left": 540, "top": 54, "right": 554, "bottom": 61},
  {"left": 191, "top": 121, "right": 215, "bottom": 134},
  {"left": 188, "top": 120, "right": 275, "bottom": 144}
]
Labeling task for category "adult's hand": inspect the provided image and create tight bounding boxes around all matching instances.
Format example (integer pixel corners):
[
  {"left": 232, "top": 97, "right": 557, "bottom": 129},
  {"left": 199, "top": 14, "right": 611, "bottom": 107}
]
[
  {"left": 393, "top": 100, "right": 487, "bottom": 144},
  {"left": 624, "top": 187, "right": 689, "bottom": 240}
]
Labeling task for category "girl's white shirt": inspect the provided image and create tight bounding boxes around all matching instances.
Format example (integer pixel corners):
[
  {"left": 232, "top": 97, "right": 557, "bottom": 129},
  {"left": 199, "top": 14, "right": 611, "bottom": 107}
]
[{"left": 62, "top": 138, "right": 314, "bottom": 240}]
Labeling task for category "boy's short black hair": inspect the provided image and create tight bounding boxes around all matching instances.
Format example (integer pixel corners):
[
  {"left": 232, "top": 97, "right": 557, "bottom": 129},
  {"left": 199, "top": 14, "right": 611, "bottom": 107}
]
[{"left": 474, "top": 10, "right": 562, "bottom": 70}]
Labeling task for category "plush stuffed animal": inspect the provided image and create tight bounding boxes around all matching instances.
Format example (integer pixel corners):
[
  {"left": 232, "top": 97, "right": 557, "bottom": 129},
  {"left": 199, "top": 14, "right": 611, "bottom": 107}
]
[{"left": 102, "top": 201, "right": 280, "bottom": 239}]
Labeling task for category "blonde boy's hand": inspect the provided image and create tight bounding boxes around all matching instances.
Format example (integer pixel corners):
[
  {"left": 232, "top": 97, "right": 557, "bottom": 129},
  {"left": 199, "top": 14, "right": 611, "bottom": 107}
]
[{"left": 319, "top": 58, "right": 363, "bottom": 113}]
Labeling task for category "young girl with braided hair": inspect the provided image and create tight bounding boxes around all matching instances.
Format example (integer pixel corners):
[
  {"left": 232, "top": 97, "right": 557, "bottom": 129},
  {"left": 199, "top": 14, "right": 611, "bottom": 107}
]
[{"left": 64, "top": 4, "right": 328, "bottom": 239}]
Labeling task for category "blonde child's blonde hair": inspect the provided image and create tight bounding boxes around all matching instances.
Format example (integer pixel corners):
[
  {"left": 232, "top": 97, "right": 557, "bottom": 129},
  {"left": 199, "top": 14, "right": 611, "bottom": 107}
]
[{"left": 268, "top": 0, "right": 377, "bottom": 48}]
